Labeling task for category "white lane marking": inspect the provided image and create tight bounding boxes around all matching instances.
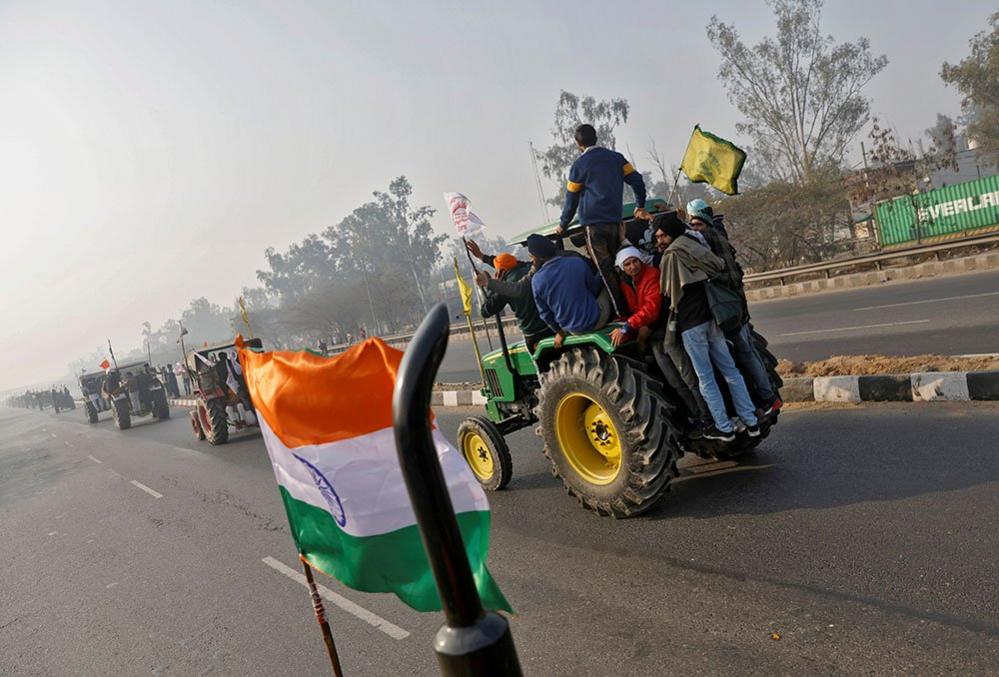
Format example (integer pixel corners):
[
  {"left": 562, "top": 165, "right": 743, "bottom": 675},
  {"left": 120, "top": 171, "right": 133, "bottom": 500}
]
[
  {"left": 64, "top": 441, "right": 73, "bottom": 447},
  {"left": 853, "top": 290, "right": 999, "bottom": 312},
  {"left": 130, "top": 480, "right": 163, "bottom": 499},
  {"left": 261, "top": 556, "right": 410, "bottom": 640},
  {"left": 780, "top": 319, "right": 930, "bottom": 337},
  {"left": 47, "top": 531, "right": 57, "bottom": 536},
  {"left": 87, "top": 455, "right": 103, "bottom": 464},
  {"left": 106, "top": 582, "right": 118, "bottom": 589},
  {"left": 50, "top": 433, "right": 57, "bottom": 438}
]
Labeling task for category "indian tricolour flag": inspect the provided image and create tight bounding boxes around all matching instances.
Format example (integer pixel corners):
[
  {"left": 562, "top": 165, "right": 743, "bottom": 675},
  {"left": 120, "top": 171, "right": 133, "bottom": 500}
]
[{"left": 238, "top": 337, "right": 510, "bottom": 613}]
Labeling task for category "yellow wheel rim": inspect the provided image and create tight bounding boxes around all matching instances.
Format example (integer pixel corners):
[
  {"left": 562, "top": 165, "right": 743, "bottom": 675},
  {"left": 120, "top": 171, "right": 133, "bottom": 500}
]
[
  {"left": 554, "top": 393, "right": 622, "bottom": 485},
  {"left": 462, "top": 432, "right": 495, "bottom": 481}
]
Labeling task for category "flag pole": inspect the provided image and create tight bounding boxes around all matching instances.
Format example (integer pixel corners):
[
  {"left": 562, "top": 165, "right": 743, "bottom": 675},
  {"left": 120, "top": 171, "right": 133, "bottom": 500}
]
[
  {"left": 666, "top": 167, "right": 683, "bottom": 209},
  {"left": 460, "top": 238, "right": 494, "bottom": 352},
  {"left": 300, "top": 555, "right": 344, "bottom": 677},
  {"left": 453, "top": 257, "right": 486, "bottom": 384}
]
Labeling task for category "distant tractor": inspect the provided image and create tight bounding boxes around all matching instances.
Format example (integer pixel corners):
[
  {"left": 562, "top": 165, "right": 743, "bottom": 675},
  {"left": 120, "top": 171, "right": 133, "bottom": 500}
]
[
  {"left": 79, "top": 370, "right": 110, "bottom": 424},
  {"left": 103, "top": 361, "right": 171, "bottom": 430},
  {"left": 186, "top": 338, "right": 263, "bottom": 445}
]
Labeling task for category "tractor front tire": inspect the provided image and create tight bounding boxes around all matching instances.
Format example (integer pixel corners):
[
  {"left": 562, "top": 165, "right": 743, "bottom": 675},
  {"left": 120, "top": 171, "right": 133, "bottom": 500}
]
[
  {"left": 201, "top": 398, "right": 229, "bottom": 446},
  {"left": 85, "top": 401, "right": 99, "bottom": 424},
  {"left": 153, "top": 389, "right": 170, "bottom": 420},
  {"left": 112, "top": 398, "right": 131, "bottom": 431},
  {"left": 535, "top": 347, "right": 680, "bottom": 518},
  {"left": 457, "top": 416, "right": 513, "bottom": 491}
]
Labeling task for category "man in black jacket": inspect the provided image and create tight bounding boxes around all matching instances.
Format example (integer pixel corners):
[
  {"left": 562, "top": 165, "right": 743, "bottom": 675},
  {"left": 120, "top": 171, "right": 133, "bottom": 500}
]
[{"left": 466, "top": 240, "right": 554, "bottom": 351}]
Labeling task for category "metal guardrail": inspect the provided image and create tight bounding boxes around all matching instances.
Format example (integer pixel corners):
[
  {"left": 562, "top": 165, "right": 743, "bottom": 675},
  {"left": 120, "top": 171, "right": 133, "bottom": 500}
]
[
  {"left": 743, "top": 231, "right": 999, "bottom": 286},
  {"left": 326, "top": 231, "right": 999, "bottom": 352}
]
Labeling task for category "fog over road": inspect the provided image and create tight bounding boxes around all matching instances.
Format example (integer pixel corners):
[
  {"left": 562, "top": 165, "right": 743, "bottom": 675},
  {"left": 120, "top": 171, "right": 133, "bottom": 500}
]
[
  {"left": 436, "top": 270, "right": 999, "bottom": 383},
  {"left": 3, "top": 400, "right": 998, "bottom": 675}
]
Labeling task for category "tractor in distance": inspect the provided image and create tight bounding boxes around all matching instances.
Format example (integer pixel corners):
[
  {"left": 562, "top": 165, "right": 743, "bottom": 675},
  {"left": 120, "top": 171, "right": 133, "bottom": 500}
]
[
  {"left": 185, "top": 338, "right": 263, "bottom": 445},
  {"left": 103, "top": 361, "right": 171, "bottom": 430}
]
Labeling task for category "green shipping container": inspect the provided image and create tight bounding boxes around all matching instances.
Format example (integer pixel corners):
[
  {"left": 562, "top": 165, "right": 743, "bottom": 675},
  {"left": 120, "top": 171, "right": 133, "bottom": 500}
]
[{"left": 874, "top": 174, "right": 999, "bottom": 246}]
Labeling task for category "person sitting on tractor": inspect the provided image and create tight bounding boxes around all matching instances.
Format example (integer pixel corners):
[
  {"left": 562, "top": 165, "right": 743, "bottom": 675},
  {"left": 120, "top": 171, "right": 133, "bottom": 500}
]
[
  {"left": 527, "top": 233, "right": 611, "bottom": 348},
  {"left": 466, "top": 239, "right": 554, "bottom": 352},
  {"left": 658, "top": 216, "right": 759, "bottom": 443},
  {"left": 687, "top": 201, "right": 781, "bottom": 417},
  {"left": 609, "top": 246, "right": 660, "bottom": 348}
]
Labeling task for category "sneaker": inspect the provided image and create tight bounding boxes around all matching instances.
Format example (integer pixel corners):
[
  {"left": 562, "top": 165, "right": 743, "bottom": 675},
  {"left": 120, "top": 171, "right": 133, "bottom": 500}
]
[
  {"left": 759, "top": 398, "right": 783, "bottom": 418},
  {"left": 702, "top": 425, "right": 736, "bottom": 443},
  {"left": 746, "top": 424, "right": 761, "bottom": 438}
]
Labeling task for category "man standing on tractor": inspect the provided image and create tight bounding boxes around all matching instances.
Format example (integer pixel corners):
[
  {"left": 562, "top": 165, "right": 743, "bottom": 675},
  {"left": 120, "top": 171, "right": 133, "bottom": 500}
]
[
  {"left": 527, "top": 234, "right": 611, "bottom": 348},
  {"left": 657, "top": 217, "right": 760, "bottom": 442},
  {"left": 687, "top": 200, "right": 781, "bottom": 417},
  {"left": 555, "top": 123, "right": 651, "bottom": 319},
  {"left": 466, "top": 240, "right": 554, "bottom": 351}
]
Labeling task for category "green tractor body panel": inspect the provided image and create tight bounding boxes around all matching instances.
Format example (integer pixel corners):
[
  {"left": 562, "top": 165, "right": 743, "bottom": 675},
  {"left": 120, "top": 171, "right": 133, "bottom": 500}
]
[{"left": 478, "top": 325, "right": 623, "bottom": 423}]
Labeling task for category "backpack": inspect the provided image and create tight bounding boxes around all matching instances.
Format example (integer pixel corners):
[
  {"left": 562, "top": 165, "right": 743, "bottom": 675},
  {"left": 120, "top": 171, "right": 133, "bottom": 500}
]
[{"left": 705, "top": 277, "right": 744, "bottom": 334}]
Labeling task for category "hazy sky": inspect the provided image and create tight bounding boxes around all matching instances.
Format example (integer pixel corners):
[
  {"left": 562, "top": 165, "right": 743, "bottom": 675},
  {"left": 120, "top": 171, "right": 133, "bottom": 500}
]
[{"left": 0, "top": 0, "right": 993, "bottom": 391}]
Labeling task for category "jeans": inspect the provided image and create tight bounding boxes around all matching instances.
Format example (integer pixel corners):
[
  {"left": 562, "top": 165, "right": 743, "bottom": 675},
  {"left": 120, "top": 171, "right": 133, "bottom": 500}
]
[
  {"left": 585, "top": 223, "right": 628, "bottom": 318},
  {"left": 728, "top": 323, "right": 776, "bottom": 404},
  {"left": 681, "top": 321, "right": 759, "bottom": 432},
  {"left": 652, "top": 341, "right": 710, "bottom": 421}
]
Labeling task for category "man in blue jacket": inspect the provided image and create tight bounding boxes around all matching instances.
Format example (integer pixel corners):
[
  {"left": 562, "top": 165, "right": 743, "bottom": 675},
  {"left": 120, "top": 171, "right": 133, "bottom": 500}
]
[
  {"left": 527, "top": 234, "right": 611, "bottom": 349},
  {"left": 556, "top": 123, "right": 650, "bottom": 318}
]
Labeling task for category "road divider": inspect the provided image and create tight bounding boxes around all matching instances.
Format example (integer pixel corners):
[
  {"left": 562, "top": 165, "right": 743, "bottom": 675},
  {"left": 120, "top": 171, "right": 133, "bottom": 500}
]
[
  {"left": 261, "top": 556, "right": 410, "bottom": 640},
  {"left": 168, "top": 370, "right": 999, "bottom": 411}
]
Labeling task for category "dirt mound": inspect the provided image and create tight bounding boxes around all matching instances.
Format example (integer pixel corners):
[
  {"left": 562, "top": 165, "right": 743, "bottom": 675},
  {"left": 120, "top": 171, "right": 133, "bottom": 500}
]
[{"left": 777, "top": 354, "right": 999, "bottom": 377}]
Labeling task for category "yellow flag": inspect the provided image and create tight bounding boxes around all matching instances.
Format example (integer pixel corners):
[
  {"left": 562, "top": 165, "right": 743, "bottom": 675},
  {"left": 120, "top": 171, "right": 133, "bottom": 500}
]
[
  {"left": 453, "top": 258, "right": 473, "bottom": 316},
  {"left": 238, "top": 296, "right": 254, "bottom": 338},
  {"left": 680, "top": 125, "right": 747, "bottom": 195}
]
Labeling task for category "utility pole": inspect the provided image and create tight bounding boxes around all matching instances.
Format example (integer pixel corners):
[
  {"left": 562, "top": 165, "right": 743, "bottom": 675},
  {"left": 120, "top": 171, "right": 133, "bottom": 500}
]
[{"left": 529, "top": 141, "right": 551, "bottom": 223}]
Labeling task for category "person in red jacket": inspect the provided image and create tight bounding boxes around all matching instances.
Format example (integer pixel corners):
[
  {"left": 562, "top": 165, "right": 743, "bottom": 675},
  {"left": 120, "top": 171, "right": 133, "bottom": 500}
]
[{"left": 610, "top": 246, "right": 661, "bottom": 347}]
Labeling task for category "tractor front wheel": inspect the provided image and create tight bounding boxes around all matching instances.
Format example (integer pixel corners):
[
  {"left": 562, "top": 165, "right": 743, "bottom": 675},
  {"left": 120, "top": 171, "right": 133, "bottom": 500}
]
[
  {"left": 112, "top": 397, "right": 131, "bottom": 431},
  {"left": 457, "top": 416, "right": 513, "bottom": 491},
  {"left": 535, "top": 347, "right": 680, "bottom": 518},
  {"left": 153, "top": 389, "right": 170, "bottom": 420}
]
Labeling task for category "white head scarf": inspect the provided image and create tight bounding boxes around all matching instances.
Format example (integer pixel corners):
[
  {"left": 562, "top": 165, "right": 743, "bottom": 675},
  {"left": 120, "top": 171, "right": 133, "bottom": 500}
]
[{"left": 614, "top": 245, "right": 651, "bottom": 269}]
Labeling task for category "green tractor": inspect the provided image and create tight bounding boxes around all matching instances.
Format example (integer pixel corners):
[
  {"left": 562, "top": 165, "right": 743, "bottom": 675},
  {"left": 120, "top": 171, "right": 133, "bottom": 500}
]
[{"left": 456, "top": 201, "right": 783, "bottom": 517}]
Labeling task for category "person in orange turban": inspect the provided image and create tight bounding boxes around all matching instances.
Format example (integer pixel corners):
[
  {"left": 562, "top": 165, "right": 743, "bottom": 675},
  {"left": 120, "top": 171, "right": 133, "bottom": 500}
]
[{"left": 464, "top": 239, "right": 554, "bottom": 351}]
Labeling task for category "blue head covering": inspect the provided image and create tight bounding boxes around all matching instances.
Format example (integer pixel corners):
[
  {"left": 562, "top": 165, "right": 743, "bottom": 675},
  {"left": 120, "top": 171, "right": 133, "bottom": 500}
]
[{"left": 686, "top": 198, "right": 713, "bottom": 225}]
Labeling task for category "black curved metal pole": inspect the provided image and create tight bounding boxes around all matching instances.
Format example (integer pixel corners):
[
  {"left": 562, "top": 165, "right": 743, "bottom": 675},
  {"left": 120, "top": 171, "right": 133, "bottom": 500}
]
[{"left": 392, "top": 302, "right": 521, "bottom": 676}]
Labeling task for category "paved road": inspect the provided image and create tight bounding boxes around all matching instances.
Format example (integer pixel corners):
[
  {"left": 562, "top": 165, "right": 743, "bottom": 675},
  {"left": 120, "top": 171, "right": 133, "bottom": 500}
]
[
  {"left": 3, "top": 401, "right": 998, "bottom": 674},
  {"left": 437, "top": 270, "right": 999, "bottom": 382}
]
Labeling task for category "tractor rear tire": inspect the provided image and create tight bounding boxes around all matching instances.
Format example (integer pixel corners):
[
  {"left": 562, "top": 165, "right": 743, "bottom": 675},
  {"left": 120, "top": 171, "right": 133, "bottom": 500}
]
[
  {"left": 457, "top": 416, "right": 513, "bottom": 491},
  {"left": 112, "top": 398, "right": 131, "bottom": 431},
  {"left": 535, "top": 347, "right": 680, "bottom": 518},
  {"left": 202, "top": 398, "right": 229, "bottom": 446},
  {"left": 86, "top": 401, "right": 99, "bottom": 424}
]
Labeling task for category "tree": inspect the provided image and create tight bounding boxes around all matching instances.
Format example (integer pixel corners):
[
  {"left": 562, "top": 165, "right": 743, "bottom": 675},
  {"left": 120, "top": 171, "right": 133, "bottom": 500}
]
[
  {"left": 716, "top": 171, "right": 852, "bottom": 271},
  {"left": 941, "top": 12, "right": 999, "bottom": 153},
  {"left": 707, "top": 0, "right": 887, "bottom": 184},
  {"left": 536, "top": 91, "right": 630, "bottom": 206}
]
